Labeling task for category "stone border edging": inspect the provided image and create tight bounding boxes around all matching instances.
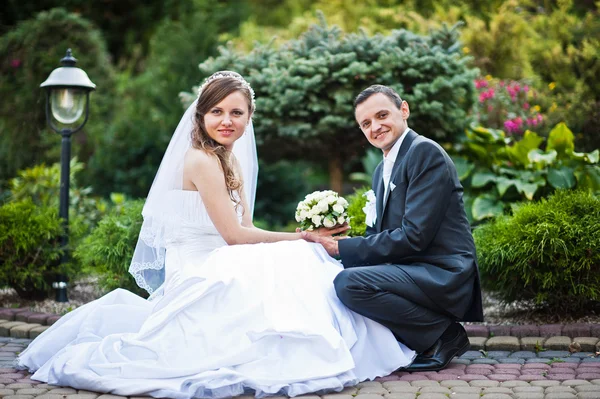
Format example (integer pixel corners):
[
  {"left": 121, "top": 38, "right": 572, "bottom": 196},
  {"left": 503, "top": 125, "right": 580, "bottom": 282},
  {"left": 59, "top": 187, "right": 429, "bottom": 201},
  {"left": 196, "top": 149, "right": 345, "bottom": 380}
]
[{"left": 465, "top": 324, "right": 600, "bottom": 339}]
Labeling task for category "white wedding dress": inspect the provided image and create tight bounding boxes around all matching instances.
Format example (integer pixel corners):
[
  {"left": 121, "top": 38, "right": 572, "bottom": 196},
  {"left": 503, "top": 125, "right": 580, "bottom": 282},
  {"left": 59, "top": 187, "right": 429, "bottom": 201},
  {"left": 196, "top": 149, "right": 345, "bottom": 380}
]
[{"left": 18, "top": 190, "right": 415, "bottom": 398}]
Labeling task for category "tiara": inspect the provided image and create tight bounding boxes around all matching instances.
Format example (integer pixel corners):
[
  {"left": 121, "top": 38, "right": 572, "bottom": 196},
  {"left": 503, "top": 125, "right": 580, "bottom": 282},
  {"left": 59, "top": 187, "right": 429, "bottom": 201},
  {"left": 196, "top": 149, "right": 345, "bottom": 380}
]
[{"left": 197, "top": 72, "right": 256, "bottom": 108}]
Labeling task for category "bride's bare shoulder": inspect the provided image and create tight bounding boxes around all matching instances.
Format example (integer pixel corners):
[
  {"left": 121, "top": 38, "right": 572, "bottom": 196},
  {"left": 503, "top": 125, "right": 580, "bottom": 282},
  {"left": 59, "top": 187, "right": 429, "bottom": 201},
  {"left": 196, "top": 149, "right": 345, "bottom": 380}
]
[{"left": 184, "top": 147, "right": 219, "bottom": 170}]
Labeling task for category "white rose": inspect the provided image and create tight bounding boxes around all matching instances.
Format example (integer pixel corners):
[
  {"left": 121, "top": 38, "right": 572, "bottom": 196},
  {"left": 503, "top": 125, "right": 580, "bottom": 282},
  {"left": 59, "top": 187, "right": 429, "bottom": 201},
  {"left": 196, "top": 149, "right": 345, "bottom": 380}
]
[
  {"left": 338, "top": 197, "right": 349, "bottom": 207},
  {"left": 300, "top": 210, "right": 309, "bottom": 220},
  {"left": 337, "top": 216, "right": 346, "bottom": 225},
  {"left": 333, "top": 204, "right": 344, "bottom": 214},
  {"left": 295, "top": 213, "right": 302, "bottom": 222},
  {"left": 323, "top": 216, "right": 335, "bottom": 228},
  {"left": 311, "top": 214, "right": 323, "bottom": 227},
  {"left": 317, "top": 199, "right": 329, "bottom": 213},
  {"left": 326, "top": 195, "right": 337, "bottom": 204}
]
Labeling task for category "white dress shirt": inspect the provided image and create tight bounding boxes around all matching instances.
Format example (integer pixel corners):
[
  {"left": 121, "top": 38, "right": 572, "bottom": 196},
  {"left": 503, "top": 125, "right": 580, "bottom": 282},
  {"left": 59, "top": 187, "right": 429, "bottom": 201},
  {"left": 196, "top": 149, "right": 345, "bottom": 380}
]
[{"left": 383, "top": 127, "right": 410, "bottom": 200}]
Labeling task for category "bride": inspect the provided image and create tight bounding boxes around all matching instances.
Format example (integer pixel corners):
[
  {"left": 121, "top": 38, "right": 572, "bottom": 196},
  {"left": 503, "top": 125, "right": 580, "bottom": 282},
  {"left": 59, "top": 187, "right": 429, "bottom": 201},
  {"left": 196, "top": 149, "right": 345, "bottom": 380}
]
[{"left": 17, "top": 71, "right": 415, "bottom": 398}]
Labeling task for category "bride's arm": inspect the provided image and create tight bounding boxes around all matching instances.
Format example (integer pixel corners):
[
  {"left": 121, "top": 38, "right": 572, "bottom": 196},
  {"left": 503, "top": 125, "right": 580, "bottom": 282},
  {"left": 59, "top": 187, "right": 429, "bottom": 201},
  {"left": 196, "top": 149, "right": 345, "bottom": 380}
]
[{"left": 185, "top": 149, "right": 307, "bottom": 245}]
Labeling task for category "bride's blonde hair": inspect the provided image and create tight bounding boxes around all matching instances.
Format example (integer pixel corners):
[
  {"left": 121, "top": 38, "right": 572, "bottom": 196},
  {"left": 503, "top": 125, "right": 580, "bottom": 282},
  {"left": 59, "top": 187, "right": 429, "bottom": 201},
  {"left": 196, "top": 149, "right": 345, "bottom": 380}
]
[{"left": 191, "top": 72, "right": 254, "bottom": 211}]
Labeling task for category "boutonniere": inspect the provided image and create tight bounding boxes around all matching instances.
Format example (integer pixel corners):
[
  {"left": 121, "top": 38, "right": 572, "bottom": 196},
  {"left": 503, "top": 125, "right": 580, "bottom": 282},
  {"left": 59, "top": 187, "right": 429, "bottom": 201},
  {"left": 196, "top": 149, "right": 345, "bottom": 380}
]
[{"left": 362, "top": 189, "right": 377, "bottom": 227}]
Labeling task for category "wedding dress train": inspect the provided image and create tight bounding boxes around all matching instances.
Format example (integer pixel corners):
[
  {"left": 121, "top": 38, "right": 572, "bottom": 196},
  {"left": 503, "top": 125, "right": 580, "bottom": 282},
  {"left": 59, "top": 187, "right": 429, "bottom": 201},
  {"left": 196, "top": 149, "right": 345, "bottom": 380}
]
[{"left": 18, "top": 190, "right": 414, "bottom": 398}]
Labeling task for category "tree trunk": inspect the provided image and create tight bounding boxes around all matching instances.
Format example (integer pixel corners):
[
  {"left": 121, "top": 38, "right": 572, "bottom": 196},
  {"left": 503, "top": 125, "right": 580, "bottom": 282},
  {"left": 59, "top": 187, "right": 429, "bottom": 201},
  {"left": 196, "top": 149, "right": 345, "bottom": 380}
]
[{"left": 329, "top": 157, "right": 344, "bottom": 194}]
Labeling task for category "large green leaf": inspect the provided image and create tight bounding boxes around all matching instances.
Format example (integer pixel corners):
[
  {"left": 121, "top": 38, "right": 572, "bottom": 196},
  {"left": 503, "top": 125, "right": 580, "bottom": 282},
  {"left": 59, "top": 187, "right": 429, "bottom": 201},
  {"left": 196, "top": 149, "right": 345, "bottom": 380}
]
[
  {"left": 514, "top": 179, "right": 545, "bottom": 200},
  {"left": 547, "top": 122, "right": 575, "bottom": 158},
  {"left": 506, "top": 130, "right": 544, "bottom": 167},
  {"left": 547, "top": 167, "right": 576, "bottom": 189},
  {"left": 468, "top": 125, "right": 506, "bottom": 144},
  {"left": 472, "top": 194, "right": 504, "bottom": 221},
  {"left": 572, "top": 149, "right": 600, "bottom": 164},
  {"left": 574, "top": 165, "right": 600, "bottom": 193},
  {"left": 528, "top": 149, "right": 557, "bottom": 168},
  {"left": 471, "top": 170, "right": 497, "bottom": 188},
  {"left": 452, "top": 156, "right": 475, "bottom": 181},
  {"left": 495, "top": 176, "right": 516, "bottom": 197}
]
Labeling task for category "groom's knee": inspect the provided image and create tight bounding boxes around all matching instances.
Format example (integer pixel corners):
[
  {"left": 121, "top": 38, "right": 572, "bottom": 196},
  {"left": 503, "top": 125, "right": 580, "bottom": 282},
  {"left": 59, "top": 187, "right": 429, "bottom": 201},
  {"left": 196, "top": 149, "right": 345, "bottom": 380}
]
[{"left": 333, "top": 269, "right": 354, "bottom": 306}]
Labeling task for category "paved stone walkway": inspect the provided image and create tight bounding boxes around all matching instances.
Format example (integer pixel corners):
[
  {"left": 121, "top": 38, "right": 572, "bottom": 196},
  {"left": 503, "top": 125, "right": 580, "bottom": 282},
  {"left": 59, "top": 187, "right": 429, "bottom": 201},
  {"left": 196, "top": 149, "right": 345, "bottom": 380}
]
[{"left": 0, "top": 337, "right": 599, "bottom": 399}]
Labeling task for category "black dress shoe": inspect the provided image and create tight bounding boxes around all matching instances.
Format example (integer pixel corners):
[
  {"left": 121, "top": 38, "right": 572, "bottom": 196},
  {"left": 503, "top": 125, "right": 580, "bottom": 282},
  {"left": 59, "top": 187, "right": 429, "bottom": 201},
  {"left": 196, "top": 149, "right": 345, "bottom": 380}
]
[{"left": 404, "top": 322, "right": 470, "bottom": 372}]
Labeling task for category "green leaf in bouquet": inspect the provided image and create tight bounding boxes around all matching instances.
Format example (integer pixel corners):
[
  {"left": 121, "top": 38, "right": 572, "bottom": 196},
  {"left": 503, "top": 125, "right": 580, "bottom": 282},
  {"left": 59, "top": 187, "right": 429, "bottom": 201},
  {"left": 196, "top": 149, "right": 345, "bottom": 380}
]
[
  {"left": 472, "top": 194, "right": 504, "bottom": 221},
  {"left": 547, "top": 122, "right": 575, "bottom": 158},
  {"left": 547, "top": 166, "right": 576, "bottom": 189}
]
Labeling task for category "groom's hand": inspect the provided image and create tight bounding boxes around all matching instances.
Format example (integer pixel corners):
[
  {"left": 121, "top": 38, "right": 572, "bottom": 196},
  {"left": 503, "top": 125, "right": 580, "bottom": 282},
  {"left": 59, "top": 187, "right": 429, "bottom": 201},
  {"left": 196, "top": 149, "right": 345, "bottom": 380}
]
[{"left": 300, "top": 231, "right": 350, "bottom": 258}]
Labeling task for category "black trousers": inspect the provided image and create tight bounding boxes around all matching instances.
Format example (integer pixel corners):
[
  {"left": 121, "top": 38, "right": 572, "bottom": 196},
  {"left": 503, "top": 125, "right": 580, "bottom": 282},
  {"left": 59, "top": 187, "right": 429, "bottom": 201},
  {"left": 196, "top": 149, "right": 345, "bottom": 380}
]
[{"left": 334, "top": 265, "right": 453, "bottom": 353}]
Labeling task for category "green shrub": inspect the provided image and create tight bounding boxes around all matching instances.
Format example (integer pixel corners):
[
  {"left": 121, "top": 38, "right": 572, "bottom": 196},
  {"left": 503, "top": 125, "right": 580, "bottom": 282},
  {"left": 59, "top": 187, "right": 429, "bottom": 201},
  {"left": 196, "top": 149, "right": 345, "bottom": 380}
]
[
  {"left": 0, "top": 199, "right": 73, "bottom": 300},
  {"left": 474, "top": 190, "right": 600, "bottom": 310},
  {"left": 345, "top": 186, "right": 370, "bottom": 237},
  {"left": 74, "top": 199, "right": 146, "bottom": 296},
  {"left": 453, "top": 123, "right": 600, "bottom": 223}
]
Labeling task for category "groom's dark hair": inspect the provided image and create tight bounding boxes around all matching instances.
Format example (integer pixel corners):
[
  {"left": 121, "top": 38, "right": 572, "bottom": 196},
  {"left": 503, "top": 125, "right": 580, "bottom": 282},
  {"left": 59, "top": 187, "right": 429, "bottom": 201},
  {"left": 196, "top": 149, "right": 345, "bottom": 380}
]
[{"left": 354, "top": 85, "right": 403, "bottom": 109}]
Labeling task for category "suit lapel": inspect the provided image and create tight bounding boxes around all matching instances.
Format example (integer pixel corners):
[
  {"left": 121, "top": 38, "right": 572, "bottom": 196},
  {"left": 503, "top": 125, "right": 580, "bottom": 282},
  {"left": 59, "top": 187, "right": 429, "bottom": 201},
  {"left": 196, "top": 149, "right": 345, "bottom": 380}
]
[
  {"left": 375, "top": 163, "right": 385, "bottom": 232},
  {"left": 378, "top": 130, "right": 418, "bottom": 229}
]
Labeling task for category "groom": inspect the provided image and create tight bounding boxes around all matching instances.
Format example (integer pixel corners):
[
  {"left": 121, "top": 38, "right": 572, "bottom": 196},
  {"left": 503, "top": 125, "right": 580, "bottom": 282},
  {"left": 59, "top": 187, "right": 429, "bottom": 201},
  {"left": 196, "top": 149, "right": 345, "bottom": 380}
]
[{"left": 303, "top": 84, "right": 483, "bottom": 371}]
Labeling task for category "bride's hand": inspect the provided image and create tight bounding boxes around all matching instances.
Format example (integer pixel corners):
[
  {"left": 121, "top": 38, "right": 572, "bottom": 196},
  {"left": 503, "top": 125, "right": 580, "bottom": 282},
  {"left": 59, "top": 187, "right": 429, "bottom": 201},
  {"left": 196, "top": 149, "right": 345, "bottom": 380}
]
[{"left": 295, "top": 223, "right": 350, "bottom": 237}]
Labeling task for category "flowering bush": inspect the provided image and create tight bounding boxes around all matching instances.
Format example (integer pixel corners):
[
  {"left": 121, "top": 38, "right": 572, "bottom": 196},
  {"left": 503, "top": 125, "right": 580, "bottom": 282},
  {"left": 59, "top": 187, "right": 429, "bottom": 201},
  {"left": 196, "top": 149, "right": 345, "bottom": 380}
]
[
  {"left": 295, "top": 190, "right": 349, "bottom": 231},
  {"left": 473, "top": 76, "right": 545, "bottom": 136}
]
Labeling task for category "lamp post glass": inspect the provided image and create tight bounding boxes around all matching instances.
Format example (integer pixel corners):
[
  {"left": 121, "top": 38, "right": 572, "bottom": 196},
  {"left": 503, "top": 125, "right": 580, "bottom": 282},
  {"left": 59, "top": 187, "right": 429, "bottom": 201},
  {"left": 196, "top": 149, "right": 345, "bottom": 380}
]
[{"left": 41, "top": 49, "right": 95, "bottom": 302}]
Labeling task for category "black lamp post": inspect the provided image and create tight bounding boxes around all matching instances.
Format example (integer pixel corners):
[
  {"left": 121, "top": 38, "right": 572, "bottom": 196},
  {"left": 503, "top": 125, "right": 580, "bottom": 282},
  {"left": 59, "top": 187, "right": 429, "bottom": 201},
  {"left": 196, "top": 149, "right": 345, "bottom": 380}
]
[{"left": 40, "top": 49, "right": 96, "bottom": 302}]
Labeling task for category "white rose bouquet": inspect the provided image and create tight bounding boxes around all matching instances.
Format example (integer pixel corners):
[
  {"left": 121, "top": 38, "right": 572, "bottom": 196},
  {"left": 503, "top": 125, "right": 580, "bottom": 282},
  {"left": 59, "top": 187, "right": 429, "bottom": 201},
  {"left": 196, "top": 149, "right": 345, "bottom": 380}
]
[{"left": 295, "top": 190, "right": 349, "bottom": 231}]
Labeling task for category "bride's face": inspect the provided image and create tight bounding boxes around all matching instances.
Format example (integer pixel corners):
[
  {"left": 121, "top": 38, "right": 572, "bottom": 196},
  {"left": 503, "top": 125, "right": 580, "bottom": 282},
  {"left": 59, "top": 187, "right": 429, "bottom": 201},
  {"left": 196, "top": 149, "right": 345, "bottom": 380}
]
[{"left": 204, "top": 90, "right": 251, "bottom": 150}]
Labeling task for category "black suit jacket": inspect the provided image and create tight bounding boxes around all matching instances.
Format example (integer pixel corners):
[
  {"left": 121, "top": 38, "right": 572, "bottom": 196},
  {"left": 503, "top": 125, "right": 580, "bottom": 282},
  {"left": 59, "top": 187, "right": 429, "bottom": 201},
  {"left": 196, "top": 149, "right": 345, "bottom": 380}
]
[{"left": 339, "top": 130, "right": 484, "bottom": 322}]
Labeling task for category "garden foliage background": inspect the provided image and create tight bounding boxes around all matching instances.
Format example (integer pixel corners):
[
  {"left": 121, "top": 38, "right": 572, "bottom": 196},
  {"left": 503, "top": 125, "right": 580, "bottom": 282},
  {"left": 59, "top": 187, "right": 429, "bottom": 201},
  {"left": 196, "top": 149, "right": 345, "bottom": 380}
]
[{"left": 1, "top": 0, "right": 599, "bottom": 308}]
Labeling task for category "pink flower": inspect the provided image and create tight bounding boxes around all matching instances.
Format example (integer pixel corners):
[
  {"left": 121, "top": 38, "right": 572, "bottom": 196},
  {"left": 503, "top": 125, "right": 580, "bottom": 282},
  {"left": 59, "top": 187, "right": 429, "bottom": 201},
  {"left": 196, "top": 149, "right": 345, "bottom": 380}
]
[
  {"left": 488, "top": 105, "right": 494, "bottom": 112},
  {"left": 523, "top": 102, "right": 530, "bottom": 110},
  {"left": 475, "top": 79, "right": 488, "bottom": 89},
  {"left": 523, "top": 85, "right": 529, "bottom": 92},
  {"left": 479, "top": 93, "right": 486, "bottom": 103},
  {"left": 10, "top": 59, "right": 21, "bottom": 68},
  {"left": 537, "top": 114, "right": 543, "bottom": 122}
]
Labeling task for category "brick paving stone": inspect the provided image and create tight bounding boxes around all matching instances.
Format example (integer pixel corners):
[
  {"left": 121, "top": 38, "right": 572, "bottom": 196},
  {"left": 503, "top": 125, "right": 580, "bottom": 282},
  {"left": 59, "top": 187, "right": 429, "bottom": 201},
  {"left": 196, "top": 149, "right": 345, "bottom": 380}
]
[
  {"left": 13, "top": 313, "right": 35, "bottom": 324},
  {"left": 488, "top": 374, "right": 519, "bottom": 381},
  {"left": 513, "top": 393, "right": 544, "bottom": 399},
  {"left": 493, "top": 368, "right": 521, "bottom": 375},
  {"left": 549, "top": 374, "right": 578, "bottom": 381},
  {"left": 488, "top": 351, "right": 513, "bottom": 359},
  {"left": 399, "top": 375, "right": 427, "bottom": 381},
  {"left": 558, "top": 357, "right": 583, "bottom": 364},
  {"left": 570, "top": 352, "right": 597, "bottom": 359},
  {"left": 358, "top": 381, "right": 383, "bottom": 388},
  {"left": 543, "top": 394, "right": 577, "bottom": 399},
  {"left": 479, "top": 394, "right": 512, "bottom": 399},
  {"left": 465, "top": 325, "right": 489, "bottom": 337},
  {"left": 438, "top": 368, "right": 465, "bottom": 375},
  {"left": 547, "top": 387, "right": 578, "bottom": 393},
  {"left": 0, "top": 311, "right": 15, "bottom": 322},
  {"left": 357, "top": 387, "right": 387, "bottom": 395},
  {"left": 581, "top": 358, "right": 600, "bottom": 363},
  {"left": 452, "top": 387, "right": 482, "bottom": 394},
  {"left": 512, "top": 325, "right": 541, "bottom": 338},
  {"left": 483, "top": 387, "right": 514, "bottom": 394},
  {"left": 382, "top": 394, "right": 415, "bottom": 399},
  {"left": 382, "top": 381, "right": 411, "bottom": 389},
  {"left": 540, "top": 325, "right": 564, "bottom": 338},
  {"left": 576, "top": 385, "right": 600, "bottom": 392},
  {"left": 450, "top": 394, "right": 479, "bottom": 399},
  {"left": 473, "top": 359, "right": 499, "bottom": 365},
  {"left": 532, "top": 380, "right": 561, "bottom": 387},
  {"left": 95, "top": 396, "right": 127, "bottom": 399},
  {"left": 522, "top": 369, "right": 546, "bottom": 375},
  {"left": 526, "top": 358, "right": 552, "bottom": 364},
  {"left": 9, "top": 325, "right": 41, "bottom": 339},
  {"left": 451, "top": 358, "right": 471, "bottom": 365},
  {"left": 545, "top": 337, "right": 573, "bottom": 351},
  {"left": 524, "top": 363, "right": 552, "bottom": 369},
  {"left": 322, "top": 395, "right": 354, "bottom": 399},
  {"left": 460, "top": 374, "right": 490, "bottom": 381},
  {"left": 577, "top": 373, "right": 600, "bottom": 379},
  {"left": 590, "top": 380, "right": 600, "bottom": 385},
  {"left": 514, "top": 386, "right": 545, "bottom": 393},
  {"left": 354, "top": 394, "right": 385, "bottom": 399},
  {"left": 519, "top": 375, "right": 548, "bottom": 381},
  {"left": 489, "top": 325, "right": 513, "bottom": 337},
  {"left": 467, "top": 364, "right": 495, "bottom": 370},
  {"left": 2, "top": 395, "right": 34, "bottom": 399},
  {"left": 377, "top": 375, "right": 401, "bottom": 382},
  {"left": 440, "top": 380, "right": 469, "bottom": 388},
  {"left": 0, "top": 390, "right": 15, "bottom": 397},
  {"left": 68, "top": 394, "right": 99, "bottom": 399},
  {"left": 500, "top": 381, "right": 530, "bottom": 388},
  {"left": 386, "top": 386, "right": 417, "bottom": 394},
  {"left": 539, "top": 351, "right": 572, "bottom": 359},
  {"left": 468, "top": 337, "right": 487, "bottom": 351},
  {"left": 521, "top": 337, "right": 547, "bottom": 352},
  {"left": 510, "top": 351, "right": 538, "bottom": 359},
  {"left": 0, "top": 324, "right": 26, "bottom": 337},
  {"left": 576, "top": 393, "right": 600, "bottom": 398},
  {"left": 45, "top": 316, "right": 61, "bottom": 326},
  {"left": 573, "top": 338, "right": 600, "bottom": 352},
  {"left": 47, "top": 388, "right": 77, "bottom": 394},
  {"left": 15, "top": 389, "right": 47, "bottom": 395},
  {"left": 461, "top": 351, "right": 484, "bottom": 360},
  {"left": 409, "top": 380, "right": 439, "bottom": 387},
  {"left": 561, "top": 380, "right": 592, "bottom": 386},
  {"left": 486, "top": 337, "right": 520, "bottom": 352},
  {"left": 4, "top": 386, "right": 30, "bottom": 390},
  {"left": 419, "top": 387, "right": 450, "bottom": 394},
  {"left": 465, "top": 367, "right": 493, "bottom": 375},
  {"left": 563, "top": 324, "right": 592, "bottom": 338},
  {"left": 427, "top": 374, "right": 458, "bottom": 381},
  {"left": 577, "top": 367, "right": 600, "bottom": 373},
  {"left": 25, "top": 314, "right": 49, "bottom": 325},
  {"left": 414, "top": 394, "right": 446, "bottom": 399},
  {"left": 591, "top": 325, "right": 600, "bottom": 338},
  {"left": 469, "top": 380, "right": 500, "bottom": 387},
  {"left": 552, "top": 363, "right": 579, "bottom": 370},
  {"left": 498, "top": 357, "right": 526, "bottom": 364}
]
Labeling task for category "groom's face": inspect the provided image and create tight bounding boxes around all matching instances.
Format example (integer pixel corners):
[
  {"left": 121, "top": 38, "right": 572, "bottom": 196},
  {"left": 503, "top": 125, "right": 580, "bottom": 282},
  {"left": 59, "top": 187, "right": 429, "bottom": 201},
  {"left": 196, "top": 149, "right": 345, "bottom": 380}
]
[{"left": 355, "top": 93, "right": 410, "bottom": 156}]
